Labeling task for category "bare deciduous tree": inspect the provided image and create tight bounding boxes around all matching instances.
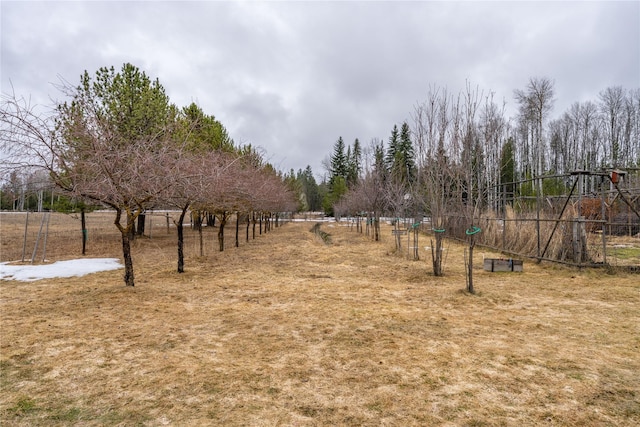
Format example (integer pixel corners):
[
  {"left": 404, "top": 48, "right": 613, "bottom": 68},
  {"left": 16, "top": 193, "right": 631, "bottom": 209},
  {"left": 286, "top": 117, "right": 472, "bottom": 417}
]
[{"left": 514, "top": 77, "right": 555, "bottom": 188}]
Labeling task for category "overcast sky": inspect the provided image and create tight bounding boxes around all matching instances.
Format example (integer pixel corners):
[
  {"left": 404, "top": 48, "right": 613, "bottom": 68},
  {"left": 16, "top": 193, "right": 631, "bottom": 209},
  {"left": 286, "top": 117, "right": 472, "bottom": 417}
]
[{"left": 2, "top": 1, "right": 639, "bottom": 179}]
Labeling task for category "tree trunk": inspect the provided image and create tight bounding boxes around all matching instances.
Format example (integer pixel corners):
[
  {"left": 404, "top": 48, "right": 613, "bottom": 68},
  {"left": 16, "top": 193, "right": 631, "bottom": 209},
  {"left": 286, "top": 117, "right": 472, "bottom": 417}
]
[
  {"left": 115, "top": 209, "right": 136, "bottom": 286},
  {"left": 235, "top": 211, "right": 240, "bottom": 248},
  {"left": 467, "top": 236, "right": 475, "bottom": 294},
  {"left": 432, "top": 219, "right": 445, "bottom": 276},
  {"left": 176, "top": 204, "right": 189, "bottom": 273},
  {"left": 432, "top": 233, "right": 443, "bottom": 276},
  {"left": 366, "top": 213, "right": 370, "bottom": 237},
  {"left": 246, "top": 213, "right": 250, "bottom": 242},
  {"left": 127, "top": 213, "right": 136, "bottom": 241},
  {"left": 436, "top": 233, "right": 444, "bottom": 276},
  {"left": 252, "top": 212, "right": 256, "bottom": 239},
  {"left": 121, "top": 231, "right": 135, "bottom": 286},
  {"left": 197, "top": 212, "right": 204, "bottom": 257},
  {"left": 217, "top": 212, "right": 227, "bottom": 252},
  {"left": 81, "top": 208, "right": 87, "bottom": 255}
]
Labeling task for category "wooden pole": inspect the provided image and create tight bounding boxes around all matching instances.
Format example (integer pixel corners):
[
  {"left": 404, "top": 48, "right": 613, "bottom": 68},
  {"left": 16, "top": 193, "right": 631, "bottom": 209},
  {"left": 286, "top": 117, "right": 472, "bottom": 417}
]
[
  {"left": 536, "top": 176, "right": 541, "bottom": 258},
  {"left": 502, "top": 183, "right": 506, "bottom": 252},
  {"left": 538, "top": 177, "right": 578, "bottom": 262},
  {"left": 465, "top": 225, "right": 481, "bottom": 294},
  {"left": 31, "top": 212, "right": 47, "bottom": 264},
  {"left": 21, "top": 211, "right": 29, "bottom": 262},
  {"left": 41, "top": 210, "right": 52, "bottom": 262},
  {"left": 576, "top": 175, "right": 583, "bottom": 264},
  {"left": 467, "top": 235, "right": 475, "bottom": 294},
  {"left": 601, "top": 178, "right": 607, "bottom": 264}
]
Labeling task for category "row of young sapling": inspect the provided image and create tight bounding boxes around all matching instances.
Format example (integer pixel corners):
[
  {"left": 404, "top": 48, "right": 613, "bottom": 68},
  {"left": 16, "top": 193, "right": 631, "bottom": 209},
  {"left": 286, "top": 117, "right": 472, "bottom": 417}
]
[{"left": 336, "top": 213, "right": 490, "bottom": 294}]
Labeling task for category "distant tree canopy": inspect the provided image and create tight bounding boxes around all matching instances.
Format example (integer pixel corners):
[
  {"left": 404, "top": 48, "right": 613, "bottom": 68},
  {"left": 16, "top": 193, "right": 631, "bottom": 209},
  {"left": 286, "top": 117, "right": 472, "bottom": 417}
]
[
  {"left": 290, "top": 165, "right": 322, "bottom": 212},
  {"left": 322, "top": 136, "right": 368, "bottom": 215}
]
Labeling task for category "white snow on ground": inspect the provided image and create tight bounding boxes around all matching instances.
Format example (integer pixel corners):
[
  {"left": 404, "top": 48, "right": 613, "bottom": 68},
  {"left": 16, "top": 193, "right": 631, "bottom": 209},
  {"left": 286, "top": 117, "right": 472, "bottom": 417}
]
[{"left": 0, "top": 258, "right": 123, "bottom": 282}]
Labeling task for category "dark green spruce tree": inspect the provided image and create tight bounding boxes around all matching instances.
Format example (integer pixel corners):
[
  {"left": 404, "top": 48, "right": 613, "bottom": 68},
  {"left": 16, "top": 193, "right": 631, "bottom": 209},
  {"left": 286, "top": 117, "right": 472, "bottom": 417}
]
[
  {"left": 324, "top": 137, "right": 349, "bottom": 215},
  {"left": 329, "top": 136, "right": 348, "bottom": 184},
  {"left": 296, "top": 166, "right": 321, "bottom": 212},
  {"left": 398, "top": 122, "right": 416, "bottom": 185},
  {"left": 385, "top": 125, "right": 400, "bottom": 177},
  {"left": 499, "top": 137, "right": 516, "bottom": 210},
  {"left": 386, "top": 122, "right": 416, "bottom": 186},
  {"left": 346, "top": 138, "right": 362, "bottom": 187}
]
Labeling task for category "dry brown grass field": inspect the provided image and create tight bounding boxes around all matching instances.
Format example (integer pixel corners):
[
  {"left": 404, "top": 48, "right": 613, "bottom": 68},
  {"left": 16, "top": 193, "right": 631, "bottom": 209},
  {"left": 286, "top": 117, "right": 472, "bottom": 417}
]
[{"left": 1, "top": 211, "right": 639, "bottom": 426}]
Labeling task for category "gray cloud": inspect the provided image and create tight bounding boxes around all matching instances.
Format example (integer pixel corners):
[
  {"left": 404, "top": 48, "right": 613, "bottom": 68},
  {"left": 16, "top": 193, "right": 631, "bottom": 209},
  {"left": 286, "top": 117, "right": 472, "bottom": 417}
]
[{"left": 2, "top": 1, "right": 638, "bottom": 179}]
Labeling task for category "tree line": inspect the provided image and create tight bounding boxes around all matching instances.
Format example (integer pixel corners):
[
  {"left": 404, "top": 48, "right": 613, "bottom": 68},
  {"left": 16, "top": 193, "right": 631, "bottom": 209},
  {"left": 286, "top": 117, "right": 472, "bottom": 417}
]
[
  {"left": 1, "top": 63, "right": 297, "bottom": 286},
  {"left": 288, "top": 78, "right": 638, "bottom": 220}
]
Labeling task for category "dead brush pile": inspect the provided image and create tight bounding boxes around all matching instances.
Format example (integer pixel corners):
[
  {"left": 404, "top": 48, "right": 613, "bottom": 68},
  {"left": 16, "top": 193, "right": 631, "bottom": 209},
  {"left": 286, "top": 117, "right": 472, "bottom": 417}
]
[{"left": 310, "top": 222, "right": 332, "bottom": 244}]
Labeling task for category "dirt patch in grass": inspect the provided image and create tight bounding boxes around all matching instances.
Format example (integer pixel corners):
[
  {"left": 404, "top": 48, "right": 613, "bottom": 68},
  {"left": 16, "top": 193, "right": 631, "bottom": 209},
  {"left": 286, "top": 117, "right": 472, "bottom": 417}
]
[{"left": 1, "top": 213, "right": 639, "bottom": 426}]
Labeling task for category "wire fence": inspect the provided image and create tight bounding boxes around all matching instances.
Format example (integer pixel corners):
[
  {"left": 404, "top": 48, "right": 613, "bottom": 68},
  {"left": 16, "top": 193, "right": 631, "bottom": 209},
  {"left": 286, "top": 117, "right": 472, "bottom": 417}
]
[
  {"left": 435, "top": 171, "right": 640, "bottom": 270},
  {"left": 0, "top": 210, "right": 278, "bottom": 263}
]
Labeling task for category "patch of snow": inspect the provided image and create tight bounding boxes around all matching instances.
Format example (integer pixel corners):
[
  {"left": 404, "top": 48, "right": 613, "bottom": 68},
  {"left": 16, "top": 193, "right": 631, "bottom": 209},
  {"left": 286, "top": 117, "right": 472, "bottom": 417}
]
[{"left": 0, "top": 258, "right": 123, "bottom": 282}]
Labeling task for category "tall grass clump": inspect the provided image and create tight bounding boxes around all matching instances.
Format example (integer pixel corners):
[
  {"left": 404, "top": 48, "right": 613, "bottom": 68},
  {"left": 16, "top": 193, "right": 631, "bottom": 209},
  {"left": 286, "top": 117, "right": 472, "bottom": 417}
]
[{"left": 476, "top": 205, "right": 583, "bottom": 262}]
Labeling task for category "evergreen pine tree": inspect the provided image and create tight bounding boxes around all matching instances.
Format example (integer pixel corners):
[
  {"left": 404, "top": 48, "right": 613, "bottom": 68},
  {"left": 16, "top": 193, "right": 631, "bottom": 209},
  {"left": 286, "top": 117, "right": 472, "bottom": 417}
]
[
  {"left": 329, "top": 136, "right": 348, "bottom": 185},
  {"left": 347, "top": 138, "right": 362, "bottom": 186},
  {"left": 399, "top": 122, "right": 416, "bottom": 184},
  {"left": 323, "top": 137, "right": 349, "bottom": 215},
  {"left": 386, "top": 123, "right": 416, "bottom": 185},
  {"left": 346, "top": 145, "right": 353, "bottom": 183},
  {"left": 385, "top": 125, "right": 400, "bottom": 176},
  {"left": 499, "top": 138, "right": 516, "bottom": 207},
  {"left": 297, "top": 165, "right": 321, "bottom": 211}
]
